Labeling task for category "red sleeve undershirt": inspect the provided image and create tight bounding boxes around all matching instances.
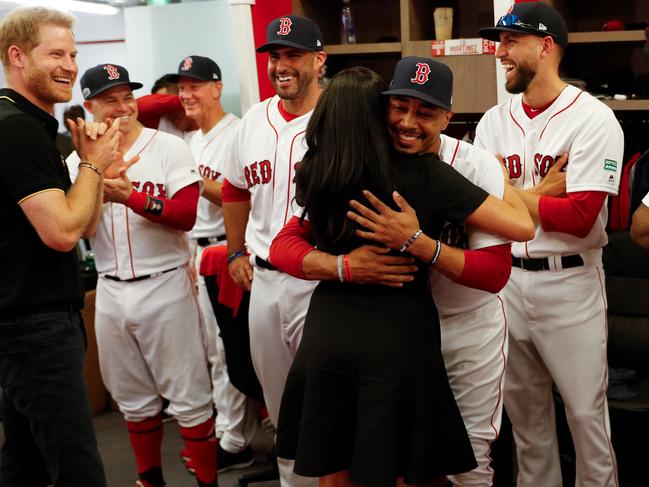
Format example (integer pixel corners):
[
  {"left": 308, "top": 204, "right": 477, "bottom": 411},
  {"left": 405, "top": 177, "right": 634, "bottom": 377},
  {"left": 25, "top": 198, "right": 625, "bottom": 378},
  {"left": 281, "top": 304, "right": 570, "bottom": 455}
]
[
  {"left": 538, "top": 191, "right": 607, "bottom": 238},
  {"left": 222, "top": 178, "right": 251, "bottom": 202},
  {"left": 125, "top": 182, "right": 199, "bottom": 231},
  {"left": 136, "top": 94, "right": 184, "bottom": 129},
  {"left": 268, "top": 216, "right": 315, "bottom": 279},
  {"left": 456, "top": 243, "right": 512, "bottom": 293}
]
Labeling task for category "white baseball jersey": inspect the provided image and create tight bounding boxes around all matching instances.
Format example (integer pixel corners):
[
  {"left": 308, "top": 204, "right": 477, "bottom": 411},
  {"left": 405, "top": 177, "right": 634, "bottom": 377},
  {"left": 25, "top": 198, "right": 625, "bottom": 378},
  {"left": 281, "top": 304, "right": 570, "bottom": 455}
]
[
  {"left": 430, "top": 134, "right": 507, "bottom": 317},
  {"left": 474, "top": 84, "right": 624, "bottom": 258},
  {"left": 221, "top": 95, "right": 311, "bottom": 260},
  {"left": 189, "top": 113, "right": 240, "bottom": 239},
  {"left": 68, "top": 128, "right": 202, "bottom": 278}
]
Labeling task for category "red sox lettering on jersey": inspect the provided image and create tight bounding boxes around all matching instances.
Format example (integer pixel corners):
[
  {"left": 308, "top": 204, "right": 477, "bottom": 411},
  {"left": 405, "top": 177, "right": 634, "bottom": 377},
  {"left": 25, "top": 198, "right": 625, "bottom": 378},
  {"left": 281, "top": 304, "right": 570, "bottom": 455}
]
[
  {"left": 104, "top": 64, "right": 120, "bottom": 80},
  {"left": 277, "top": 17, "right": 292, "bottom": 36},
  {"left": 503, "top": 153, "right": 565, "bottom": 180},
  {"left": 198, "top": 164, "right": 221, "bottom": 182},
  {"left": 131, "top": 180, "right": 167, "bottom": 198},
  {"left": 410, "top": 63, "right": 431, "bottom": 85}
]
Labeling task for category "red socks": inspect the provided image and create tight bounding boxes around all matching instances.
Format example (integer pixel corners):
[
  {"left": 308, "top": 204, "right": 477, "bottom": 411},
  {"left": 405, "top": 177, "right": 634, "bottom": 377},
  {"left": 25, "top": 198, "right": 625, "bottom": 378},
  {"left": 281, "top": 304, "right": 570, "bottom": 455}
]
[
  {"left": 127, "top": 415, "right": 164, "bottom": 475},
  {"left": 180, "top": 418, "right": 218, "bottom": 485}
]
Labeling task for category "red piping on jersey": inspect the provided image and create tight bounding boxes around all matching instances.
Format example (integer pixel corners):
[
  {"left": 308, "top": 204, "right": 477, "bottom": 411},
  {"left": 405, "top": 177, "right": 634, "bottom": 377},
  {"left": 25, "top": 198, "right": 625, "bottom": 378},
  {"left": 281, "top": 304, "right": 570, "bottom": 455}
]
[
  {"left": 539, "top": 90, "right": 584, "bottom": 142},
  {"left": 596, "top": 267, "right": 620, "bottom": 487},
  {"left": 484, "top": 295, "right": 509, "bottom": 479},
  {"left": 110, "top": 204, "right": 119, "bottom": 274},
  {"left": 198, "top": 115, "right": 238, "bottom": 164},
  {"left": 449, "top": 138, "right": 460, "bottom": 167},
  {"left": 125, "top": 210, "right": 136, "bottom": 278},
  {"left": 508, "top": 100, "right": 531, "bottom": 258},
  {"left": 284, "top": 129, "right": 306, "bottom": 225},
  {"left": 265, "top": 99, "right": 280, "bottom": 204},
  {"left": 491, "top": 296, "right": 508, "bottom": 441}
]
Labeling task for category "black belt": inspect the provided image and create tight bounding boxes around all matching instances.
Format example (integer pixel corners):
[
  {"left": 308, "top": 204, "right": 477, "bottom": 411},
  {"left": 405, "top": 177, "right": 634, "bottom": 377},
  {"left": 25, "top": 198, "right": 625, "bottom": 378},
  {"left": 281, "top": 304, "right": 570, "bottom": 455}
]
[
  {"left": 512, "top": 254, "right": 584, "bottom": 271},
  {"left": 196, "top": 235, "right": 226, "bottom": 247},
  {"left": 103, "top": 266, "right": 183, "bottom": 283},
  {"left": 255, "top": 256, "right": 277, "bottom": 271}
]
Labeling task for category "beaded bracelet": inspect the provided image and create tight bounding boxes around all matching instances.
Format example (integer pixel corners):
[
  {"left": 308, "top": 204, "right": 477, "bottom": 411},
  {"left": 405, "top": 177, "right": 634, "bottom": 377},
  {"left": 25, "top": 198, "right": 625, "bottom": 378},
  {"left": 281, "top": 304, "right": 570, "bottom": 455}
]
[
  {"left": 429, "top": 240, "right": 443, "bottom": 266},
  {"left": 399, "top": 229, "right": 423, "bottom": 253},
  {"left": 227, "top": 249, "right": 247, "bottom": 265},
  {"left": 336, "top": 254, "right": 345, "bottom": 283},
  {"left": 78, "top": 161, "right": 102, "bottom": 177}
]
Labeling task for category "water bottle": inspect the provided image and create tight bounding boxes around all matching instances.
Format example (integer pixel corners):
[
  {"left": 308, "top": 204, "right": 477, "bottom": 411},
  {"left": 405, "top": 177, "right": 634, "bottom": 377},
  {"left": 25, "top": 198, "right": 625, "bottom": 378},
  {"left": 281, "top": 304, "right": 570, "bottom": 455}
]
[{"left": 341, "top": 0, "right": 356, "bottom": 44}]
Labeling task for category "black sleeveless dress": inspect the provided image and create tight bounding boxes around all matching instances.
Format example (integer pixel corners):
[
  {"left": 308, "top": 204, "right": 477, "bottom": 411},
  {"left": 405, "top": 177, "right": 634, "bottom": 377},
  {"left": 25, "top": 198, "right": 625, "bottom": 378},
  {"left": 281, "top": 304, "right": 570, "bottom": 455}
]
[{"left": 276, "top": 152, "right": 488, "bottom": 486}]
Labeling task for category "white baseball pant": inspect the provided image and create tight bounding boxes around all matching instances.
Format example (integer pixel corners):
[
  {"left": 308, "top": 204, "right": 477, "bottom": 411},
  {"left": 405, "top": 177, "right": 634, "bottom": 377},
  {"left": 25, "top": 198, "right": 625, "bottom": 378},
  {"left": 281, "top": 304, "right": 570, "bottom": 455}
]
[
  {"left": 95, "top": 267, "right": 213, "bottom": 427},
  {"left": 248, "top": 265, "right": 318, "bottom": 487},
  {"left": 442, "top": 297, "right": 508, "bottom": 487},
  {"left": 503, "top": 263, "right": 618, "bottom": 487}
]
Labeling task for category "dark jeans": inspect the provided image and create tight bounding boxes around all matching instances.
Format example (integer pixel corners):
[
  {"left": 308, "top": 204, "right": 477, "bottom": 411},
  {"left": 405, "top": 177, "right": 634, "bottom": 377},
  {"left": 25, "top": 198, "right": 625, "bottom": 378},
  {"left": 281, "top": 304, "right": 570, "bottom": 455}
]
[{"left": 0, "top": 308, "right": 106, "bottom": 487}]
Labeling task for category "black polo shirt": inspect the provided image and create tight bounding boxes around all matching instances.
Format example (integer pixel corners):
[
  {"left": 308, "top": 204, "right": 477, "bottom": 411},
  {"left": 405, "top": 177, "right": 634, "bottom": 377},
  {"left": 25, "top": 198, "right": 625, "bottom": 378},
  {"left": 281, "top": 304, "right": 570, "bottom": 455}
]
[{"left": 0, "top": 88, "right": 83, "bottom": 312}]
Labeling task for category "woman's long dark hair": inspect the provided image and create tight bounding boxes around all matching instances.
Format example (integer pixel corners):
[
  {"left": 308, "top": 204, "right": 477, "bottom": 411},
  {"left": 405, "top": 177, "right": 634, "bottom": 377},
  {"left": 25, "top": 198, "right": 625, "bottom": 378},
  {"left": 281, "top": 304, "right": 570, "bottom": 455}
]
[{"left": 296, "top": 67, "right": 394, "bottom": 250}]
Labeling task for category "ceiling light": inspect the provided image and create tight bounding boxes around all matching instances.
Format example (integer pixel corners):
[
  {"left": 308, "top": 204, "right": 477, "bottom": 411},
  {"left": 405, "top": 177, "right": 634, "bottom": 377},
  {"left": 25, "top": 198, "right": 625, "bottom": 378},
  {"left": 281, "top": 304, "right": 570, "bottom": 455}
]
[{"left": 3, "top": 0, "right": 120, "bottom": 15}]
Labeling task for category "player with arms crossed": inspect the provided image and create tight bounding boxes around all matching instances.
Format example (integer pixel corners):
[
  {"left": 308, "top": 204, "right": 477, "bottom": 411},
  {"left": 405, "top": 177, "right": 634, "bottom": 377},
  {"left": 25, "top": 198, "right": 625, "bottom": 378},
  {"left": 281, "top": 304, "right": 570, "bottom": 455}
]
[
  {"left": 220, "top": 15, "right": 326, "bottom": 487},
  {"left": 476, "top": 3, "right": 623, "bottom": 486},
  {"left": 68, "top": 64, "right": 217, "bottom": 487}
]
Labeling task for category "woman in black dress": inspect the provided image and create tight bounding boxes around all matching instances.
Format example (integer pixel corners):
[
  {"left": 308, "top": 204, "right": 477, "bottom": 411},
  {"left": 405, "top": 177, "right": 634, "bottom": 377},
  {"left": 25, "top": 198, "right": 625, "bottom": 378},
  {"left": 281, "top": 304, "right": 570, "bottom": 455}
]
[{"left": 274, "top": 67, "right": 530, "bottom": 487}]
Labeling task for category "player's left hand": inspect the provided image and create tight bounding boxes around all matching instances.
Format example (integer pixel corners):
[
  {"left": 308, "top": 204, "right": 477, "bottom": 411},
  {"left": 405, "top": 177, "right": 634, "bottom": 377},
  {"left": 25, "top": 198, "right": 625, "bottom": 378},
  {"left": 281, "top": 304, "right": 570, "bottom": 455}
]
[
  {"left": 103, "top": 167, "right": 133, "bottom": 204},
  {"left": 533, "top": 152, "right": 568, "bottom": 197},
  {"left": 348, "top": 190, "right": 420, "bottom": 251}
]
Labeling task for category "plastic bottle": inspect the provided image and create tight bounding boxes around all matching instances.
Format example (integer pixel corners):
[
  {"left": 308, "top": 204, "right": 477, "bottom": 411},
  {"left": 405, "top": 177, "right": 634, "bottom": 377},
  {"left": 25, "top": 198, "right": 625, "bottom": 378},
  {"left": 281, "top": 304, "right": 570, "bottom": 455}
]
[{"left": 341, "top": 0, "right": 356, "bottom": 44}]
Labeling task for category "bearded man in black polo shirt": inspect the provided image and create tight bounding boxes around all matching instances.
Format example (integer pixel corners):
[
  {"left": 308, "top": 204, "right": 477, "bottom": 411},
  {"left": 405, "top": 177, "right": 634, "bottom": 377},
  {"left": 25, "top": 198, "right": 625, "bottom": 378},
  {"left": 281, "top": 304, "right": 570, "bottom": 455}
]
[{"left": 0, "top": 6, "right": 121, "bottom": 486}]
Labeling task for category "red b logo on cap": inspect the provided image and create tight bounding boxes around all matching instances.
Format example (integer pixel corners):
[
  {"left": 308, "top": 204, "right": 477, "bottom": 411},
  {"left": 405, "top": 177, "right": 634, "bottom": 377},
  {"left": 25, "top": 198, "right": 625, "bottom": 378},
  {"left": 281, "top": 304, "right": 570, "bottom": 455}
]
[
  {"left": 104, "top": 64, "right": 120, "bottom": 80},
  {"left": 410, "top": 63, "right": 431, "bottom": 85},
  {"left": 181, "top": 57, "right": 193, "bottom": 71},
  {"left": 277, "top": 17, "right": 292, "bottom": 36}
]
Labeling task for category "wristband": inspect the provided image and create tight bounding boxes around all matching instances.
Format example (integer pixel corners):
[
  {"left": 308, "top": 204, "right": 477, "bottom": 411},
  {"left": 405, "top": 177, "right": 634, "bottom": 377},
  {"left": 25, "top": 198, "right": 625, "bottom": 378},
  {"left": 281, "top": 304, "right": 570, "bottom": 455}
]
[
  {"left": 337, "top": 254, "right": 345, "bottom": 283},
  {"left": 342, "top": 254, "right": 353, "bottom": 282},
  {"left": 429, "top": 240, "right": 442, "bottom": 266},
  {"left": 399, "top": 229, "right": 423, "bottom": 253},
  {"left": 227, "top": 249, "right": 247, "bottom": 265},
  {"left": 78, "top": 161, "right": 102, "bottom": 177}
]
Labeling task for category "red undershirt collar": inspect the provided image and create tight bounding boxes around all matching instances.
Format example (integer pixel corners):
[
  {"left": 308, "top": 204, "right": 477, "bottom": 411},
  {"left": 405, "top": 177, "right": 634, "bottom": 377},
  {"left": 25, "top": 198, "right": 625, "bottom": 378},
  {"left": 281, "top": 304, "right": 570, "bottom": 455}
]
[
  {"left": 278, "top": 99, "right": 300, "bottom": 122},
  {"left": 521, "top": 93, "right": 560, "bottom": 119}
]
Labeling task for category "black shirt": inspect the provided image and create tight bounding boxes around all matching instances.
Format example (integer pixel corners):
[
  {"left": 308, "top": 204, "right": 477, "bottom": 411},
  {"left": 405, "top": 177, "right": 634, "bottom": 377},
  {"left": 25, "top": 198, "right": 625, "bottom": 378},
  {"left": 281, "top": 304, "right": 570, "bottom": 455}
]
[
  {"left": 0, "top": 88, "right": 83, "bottom": 311},
  {"left": 314, "top": 151, "right": 489, "bottom": 287}
]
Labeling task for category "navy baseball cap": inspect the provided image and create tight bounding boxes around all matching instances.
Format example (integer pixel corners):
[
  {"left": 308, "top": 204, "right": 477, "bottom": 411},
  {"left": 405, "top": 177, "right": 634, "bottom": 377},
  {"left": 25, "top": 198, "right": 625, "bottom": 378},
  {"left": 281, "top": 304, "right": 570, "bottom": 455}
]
[
  {"left": 383, "top": 57, "right": 453, "bottom": 111},
  {"left": 80, "top": 64, "right": 143, "bottom": 100},
  {"left": 479, "top": 2, "right": 569, "bottom": 48},
  {"left": 168, "top": 55, "right": 221, "bottom": 83},
  {"left": 256, "top": 15, "right": 323, "bottom": 53}
]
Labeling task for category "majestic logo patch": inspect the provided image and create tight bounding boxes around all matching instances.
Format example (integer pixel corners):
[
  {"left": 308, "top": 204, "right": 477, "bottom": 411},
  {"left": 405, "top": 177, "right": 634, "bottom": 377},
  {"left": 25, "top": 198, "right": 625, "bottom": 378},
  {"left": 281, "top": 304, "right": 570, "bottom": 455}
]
[
  {"left": 181, "top": 57, "right": 193, "bottom": 71},
  {"left": 604, "top": 159, "right": 617, "bottom": 172},
  {"left": 538, "top": 23, "right": 547, "bottom": 31},
  {"left": 277, "top": 17, "right": 292, "bottom": 36},
  {"left": 104, "top": 64, "right": 120, "bottom": 80},
  {"left": 82, "top": 87, "right": 91, "bottom": 98},
  {"left": 608, "top": 174, "right": 616, "bottom": 183},
  {"left": 410, "top": 63, "right": 431, "bottom": 85}
]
